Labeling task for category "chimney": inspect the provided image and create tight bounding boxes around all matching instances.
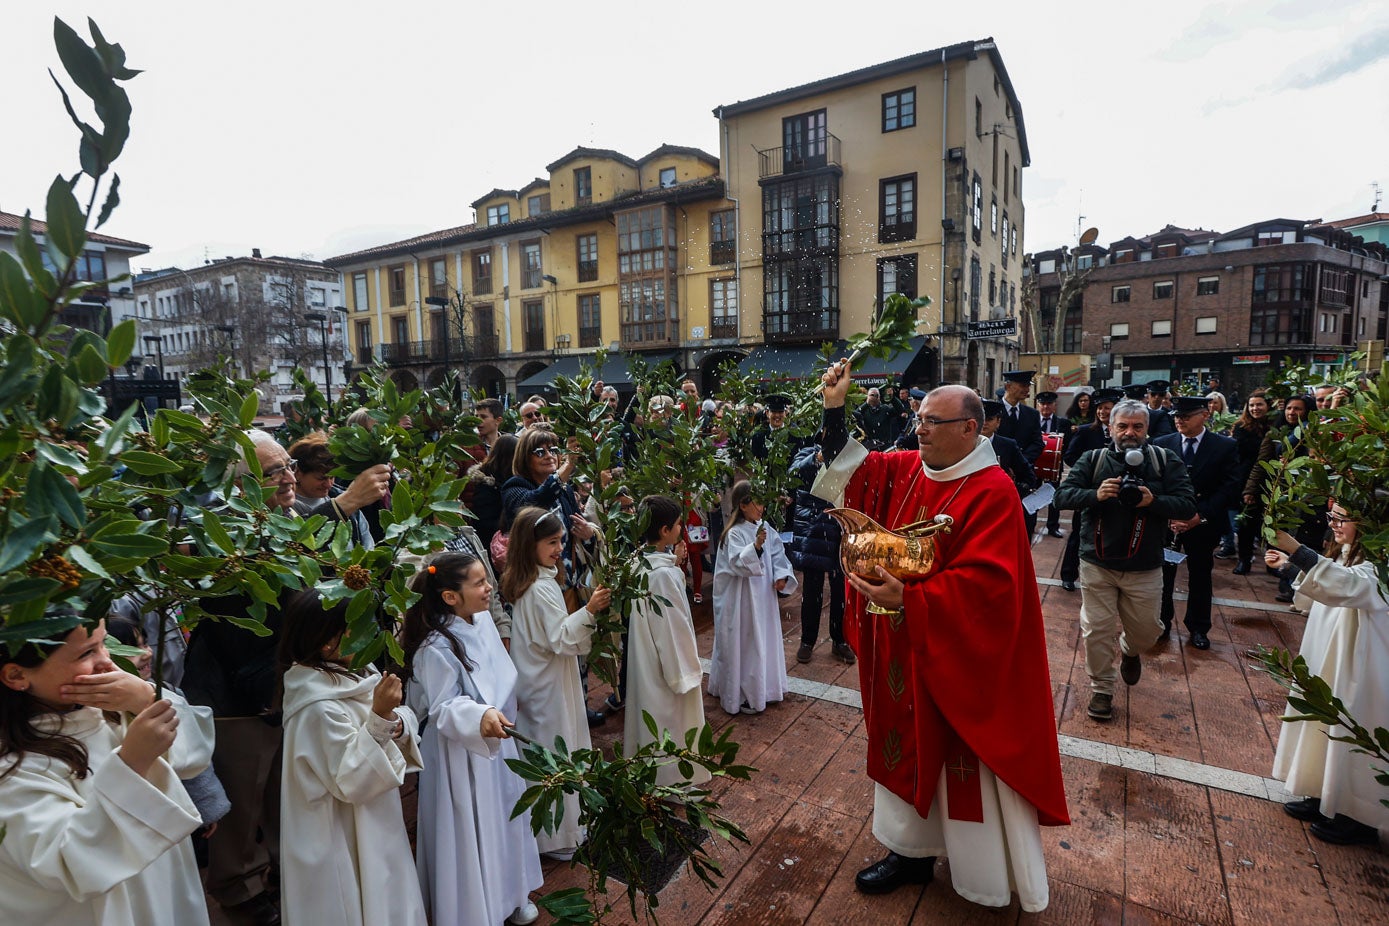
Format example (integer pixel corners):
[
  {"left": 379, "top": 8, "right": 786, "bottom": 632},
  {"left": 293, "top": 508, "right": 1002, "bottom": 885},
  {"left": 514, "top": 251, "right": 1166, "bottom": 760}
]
[{"left": 252, "top": 248, "right": 262, "bottom": 259}]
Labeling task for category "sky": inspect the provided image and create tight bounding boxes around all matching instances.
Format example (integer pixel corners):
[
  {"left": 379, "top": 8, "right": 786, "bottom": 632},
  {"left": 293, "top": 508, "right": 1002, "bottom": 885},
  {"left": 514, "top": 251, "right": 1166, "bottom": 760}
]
[{"left": 5, "top": 1, "right": 1387, "bottom": 272}]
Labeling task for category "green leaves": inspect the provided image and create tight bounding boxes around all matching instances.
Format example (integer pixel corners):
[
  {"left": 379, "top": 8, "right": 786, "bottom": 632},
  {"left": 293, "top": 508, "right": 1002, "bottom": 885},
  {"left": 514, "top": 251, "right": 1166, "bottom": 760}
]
[{"left": 44, "top": 175, "right": 86, "bottom": 261}]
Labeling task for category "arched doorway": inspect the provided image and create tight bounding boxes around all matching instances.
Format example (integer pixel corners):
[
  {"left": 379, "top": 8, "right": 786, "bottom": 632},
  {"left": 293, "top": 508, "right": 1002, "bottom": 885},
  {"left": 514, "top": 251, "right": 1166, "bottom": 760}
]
[
  {"left": 388, "top": 369, "right": 419, "bottom": 392},
  {"left": 699, "top": 349, "right": 747, "bottom": 397},
  {"left": 515, "top": 361, "right": 549, "bottom": 400},
  {"left": 471, "top": 364, "right": 506, "bottom": 398},
  {"left": 425, "top": 366, "right": 449, "bottom": 389}
]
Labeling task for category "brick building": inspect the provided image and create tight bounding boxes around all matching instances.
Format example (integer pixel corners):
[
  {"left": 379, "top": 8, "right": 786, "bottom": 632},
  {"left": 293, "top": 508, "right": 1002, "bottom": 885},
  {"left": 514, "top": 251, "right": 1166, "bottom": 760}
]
[{"left": 1026, "top": 218, "right": 1389, "bottom": 401}]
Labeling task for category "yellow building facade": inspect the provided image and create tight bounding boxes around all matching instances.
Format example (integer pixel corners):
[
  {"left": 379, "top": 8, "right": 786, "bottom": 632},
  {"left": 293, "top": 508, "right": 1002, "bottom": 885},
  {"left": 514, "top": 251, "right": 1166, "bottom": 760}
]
[{"left": 328, "top": 37, "right": 1028, "bottom": 396}]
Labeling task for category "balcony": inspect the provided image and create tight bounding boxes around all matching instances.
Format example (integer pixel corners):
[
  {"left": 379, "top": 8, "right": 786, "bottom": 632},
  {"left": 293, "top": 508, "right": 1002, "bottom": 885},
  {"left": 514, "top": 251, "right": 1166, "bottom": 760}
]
[
  {"left": 355, "top": 346, "right": 375, "bottom": 366},
  {"left": 757, "top": 133, "right": 842, "bottom": 180},
  {"left": 763, "top": 308, "right": 839, "bottom": 344},
  {"left": 710, "top": 317, "right": 738, "bottom": 340},
  {"left": 381, "top": 341, "right": 433, "bottom": 365},
  {"left": 473, "top": 276, "right": 493, "bottom": 296}
]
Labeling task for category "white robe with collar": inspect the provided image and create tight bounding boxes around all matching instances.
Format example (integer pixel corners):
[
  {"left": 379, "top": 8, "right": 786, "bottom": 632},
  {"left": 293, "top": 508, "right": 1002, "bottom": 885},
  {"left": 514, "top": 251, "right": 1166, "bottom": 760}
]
[
  {"left": 509, "top": 564, "right": 595, "bottom": 853},
  {"left": 1274, "top": 553, "right": 1389, "bottom": 832},
  {"left": 708, "top": 520, "right": 799, "bottom": 715},
  {"left": 279, "top": 664, "right": 425, "bottom": 926},
  {"left": 407, "top": 612, "right": 544, "bottom": 925},
  {"left": 623, "top": 551, "right": 710, "bottom": 787},
  {"left": 0, "top": 690, "right": 213, "bottom": 926}
]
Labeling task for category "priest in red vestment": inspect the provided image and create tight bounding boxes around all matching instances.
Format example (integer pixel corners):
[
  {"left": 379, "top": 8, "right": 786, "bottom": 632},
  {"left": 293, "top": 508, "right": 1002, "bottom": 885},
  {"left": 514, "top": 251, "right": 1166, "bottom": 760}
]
[{"left": 812, "top": 366, "right": 1069, "bottom": 912}]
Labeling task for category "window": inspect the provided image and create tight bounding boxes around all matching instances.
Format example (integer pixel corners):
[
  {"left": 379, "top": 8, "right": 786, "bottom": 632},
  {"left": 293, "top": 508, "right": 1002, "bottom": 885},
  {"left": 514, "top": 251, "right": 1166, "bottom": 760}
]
[
  {"left": 1154, "top": 243, "right": 1178, "bottom": 259},
  {"left": 618, "top": 206, "right": 671, "bottom": 274},
  {"left": 658, "top": 167, "right": 677, "bottom": 188},
  {"left": 471, "top": 250, "right": 492, "bottom": 295},
  {"left": 429, "top": 259, "right": 448, "bottom": 299},
  {"left": 391, "top": 315, "right": 409, "bottom": 344},
  {"left": 1114, "top": 248, "right": 1134, "bottom": 264},
  {"left": 358, "top": 272, "right": 375, "bottom": 310},
  {"left": 975, "top": 97, "right": 983, "bottom": 137},
  {"left": 355, "top": 320, "right": 371, "bottom": 362},
  {"left": 521, "top": 242, "right": 543, "bottom": 289},
  {"left": 523, "top": 301, "right": 545, "bottom": 352},
  {"left": 486, "top": 204, "right": 509, "bottom": 226},
  {"left": 1109, "top": 322, "right": 1130, "bottom": 339},
  {"left": 1001, "top": 214, "right": 1009, "bottom": 267},
  {"left": 527, "top": 193, "right": 550, "bottom": 216},
  {"left": 990, "top": 200, "right": 998, "bottom": 235},
  {"left": 988, "top": 268, "right": 997, "bottom": 305},
  {"left": 1253, "top": 264, "right": 1311, "bottom": 303},
  {"left": 877, "top": 255, "right": 918, "bottom": 306},
  {"left": 1011, "top": 226, "right": 1018, "bottom": 256},
  {"left": 1076, "top": 254, "right": 1093, "bottom": 270},
  {"left": 969, "top": 257, "right": 982, "bottom": 321},
  {"left": 1196, "top": 316, "right": 1218, "bottom": 334},
  {"left": 782, "top": 109, "right": 827, "bottom": 171},
  {"left": 1319, "top": 313, "right": 1338, "bottom": 334},
  {"left": 1112, "top": 285, "right": 1131, "bottom": 303},
  {"left": 1256, "top": 231, "right": 1286, "bottom": 247},
  {"left": 1004, "top": 152, "right": 1010, "bottom": 201},
  {"left": 1151, "top": 319, "right": 1172, "bottom": 337},
  {"left": 710, "top": 279, "right": 738, "bottom": 338},
  {"left": 710, "top": 209, "right": 735, "bottom": 265},
  {"left": 1320, "top": 267, "right": 1351, "bottom": 307},
  {"left": 1038, "top": 259, "right": 1056, "bottom": 275},
  {"left": 578, "top": 294, "right": 601, "bottom": 348},
  {"left": 576, "top": 234, "right": 598, "bottom": 283},
  {"left": 971, "top": 175, "right": 982, "bottom": 243},
  {"left": 879, "top": 175, "right": 916, "bottom": 242},
  {"left": 1196, "top": 276, "right": 1220, "bottom": 296},
  {"left": 309, "top": 286, "right": 326, "bottom": 307},
  {"left": 574, "top": 167, "right": 592, "bottom": 204},
  {"left": 473, "top": 305, "right": 496, "bottom": 355},
  {"left": 388, "top": 265, "right": 406, "bottom": 306},
  {"left": 882, "top": 88, "right": 915, "bottom": 131},
  {"left": 618, "top": 205, "right": 678, "bottom": 345},
  {"left": 1153, "top": 281, "right": 1174, "bottom": 299},
  {"left": 1063, "top": 302, "right": 1082, "bottom": 352}
]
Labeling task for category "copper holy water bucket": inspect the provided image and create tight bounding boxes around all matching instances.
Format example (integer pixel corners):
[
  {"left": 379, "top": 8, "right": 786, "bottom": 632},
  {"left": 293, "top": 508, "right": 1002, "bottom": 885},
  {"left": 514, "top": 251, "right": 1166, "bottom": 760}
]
[{"left": 826, "top": 508, "right": 954, "bottom": 582}]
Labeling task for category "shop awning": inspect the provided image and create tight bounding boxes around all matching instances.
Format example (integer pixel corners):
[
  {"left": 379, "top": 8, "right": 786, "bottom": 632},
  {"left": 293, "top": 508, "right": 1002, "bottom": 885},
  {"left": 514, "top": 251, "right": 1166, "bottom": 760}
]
[{"left": 516, "top": 351, "right": 680, "bottom": 393}]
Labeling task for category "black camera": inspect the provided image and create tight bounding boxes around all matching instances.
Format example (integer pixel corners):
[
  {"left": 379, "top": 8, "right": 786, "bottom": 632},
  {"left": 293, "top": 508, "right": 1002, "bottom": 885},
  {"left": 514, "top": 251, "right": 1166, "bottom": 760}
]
[{"left": 1116, "top": 448, "right": 1147, "bottom": 507}]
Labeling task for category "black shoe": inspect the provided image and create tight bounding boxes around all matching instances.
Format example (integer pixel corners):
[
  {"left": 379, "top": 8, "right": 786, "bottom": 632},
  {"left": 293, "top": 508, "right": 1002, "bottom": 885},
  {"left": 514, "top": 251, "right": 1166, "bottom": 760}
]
[
  {"left": 1047, "top": 528, "right": 1064, "bottom": 538},
  {"left": 1232, "top": 560, "right": 1251, "bottom": 575},
  {"left": 1309, "top": 814, "right": 1380, "bottom": 846},
  {"left": 1061, "top": 580, "right": 1078, "bottom": 592},
  {"left": 226, "top": 892, "right": 280, "bottom": 926},
  {"left": 1157, "top": 619, "right": 1172, "bottom": 642},
  {"left": 1189, "top": 632, "right": 1210, "bottom": 650},
  {"left": 854, "top": 852, "right": 936, "bottom": 895},
  {"left": 832, "top": 642, "right": 857, "bottom": 665},
  {"left": 796, "top": 643, "right": 814, "bottom": 664},
  {"left": 1120, "top": 654, "right": 1142, "bottom": 686},
  {"left": 586, "top": 709, "right": 606, "bottom": 728},
  {"left": 1283, "top": 797, "right": 1328, "bottom": 823}
]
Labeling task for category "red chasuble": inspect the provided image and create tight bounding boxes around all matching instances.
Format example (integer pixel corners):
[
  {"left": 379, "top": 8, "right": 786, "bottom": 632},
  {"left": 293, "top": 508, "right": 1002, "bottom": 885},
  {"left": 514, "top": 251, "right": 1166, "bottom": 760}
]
[{"left": 843, "top": 448, "right": 1070, "bottom": 827}]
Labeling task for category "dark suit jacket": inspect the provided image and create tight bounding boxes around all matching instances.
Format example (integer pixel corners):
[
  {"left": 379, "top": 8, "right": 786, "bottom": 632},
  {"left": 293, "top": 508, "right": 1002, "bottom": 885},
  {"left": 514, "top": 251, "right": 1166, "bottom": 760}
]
[
  {"left": 997, "top": 403, "right": 1044, "bottom": 464},
  {"left": 1039, "top": 413, "right": 1072, "bottom": 441},
  {"left": 991, "top": 434, "right": 1040, "bottom": 497},
  {"left": 1148, "top": 407, "right": 1176, "bottom": 438},
  {"left": 1064, "top": 422, "right": 1108, "bottom": 467},
  {"left": 1153, "top": 430, "right": 1241, "bottom": 523}
]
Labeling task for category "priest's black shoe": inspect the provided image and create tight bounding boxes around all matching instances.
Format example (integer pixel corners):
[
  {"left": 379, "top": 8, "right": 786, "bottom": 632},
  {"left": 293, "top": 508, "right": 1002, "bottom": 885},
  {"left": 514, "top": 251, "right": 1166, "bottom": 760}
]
[
  {"left": 1189, "top": 631, "right": 1210, "bottom": 650},
  {"left": 854, "top": 852, "right": 936, "bottom": 895},
  {"left": 1231, "top": 559, "right": 1251, "bottom": 575},
  {"left": 1061, "top": 580, "right": 1077, "bottom": 592},
  {"left": 586, "top": 709, "right": 606, "bottom": 728}
]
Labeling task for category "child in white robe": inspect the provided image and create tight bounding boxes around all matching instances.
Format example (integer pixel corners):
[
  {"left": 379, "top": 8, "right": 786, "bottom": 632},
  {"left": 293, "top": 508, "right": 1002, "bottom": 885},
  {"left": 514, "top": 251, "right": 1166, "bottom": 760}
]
[
  {"left": 404, "top": 551, "right": 544, "bottom": 926},
  {"left": 0, "top": 621, "right": 213, "bottom": 926},
  {"left": 501, "top": 506, "right": 612, "bottom": 858},
  {"left": 709, "top": 480, "right": 798, "bottom": 715},
  {"left": 278, "top": 589, "right": 426, "bottom": 926},
  {"left": 625, "top": 495, "right": 710, "bottom": 787}
]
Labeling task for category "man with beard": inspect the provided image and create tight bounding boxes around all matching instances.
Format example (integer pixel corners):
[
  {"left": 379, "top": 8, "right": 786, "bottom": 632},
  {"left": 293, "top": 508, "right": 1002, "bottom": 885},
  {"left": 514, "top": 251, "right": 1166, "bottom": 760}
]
[{"left": 1054, "top": 400, "right": 1195, "bottom": 723}]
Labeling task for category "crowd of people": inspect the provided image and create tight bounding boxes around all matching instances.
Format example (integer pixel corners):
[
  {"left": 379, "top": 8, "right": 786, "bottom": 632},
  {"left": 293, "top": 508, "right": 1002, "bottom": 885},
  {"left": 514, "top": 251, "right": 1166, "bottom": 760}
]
[{"left": 1, "top": 363, "right": 1383, "bottom": 926}]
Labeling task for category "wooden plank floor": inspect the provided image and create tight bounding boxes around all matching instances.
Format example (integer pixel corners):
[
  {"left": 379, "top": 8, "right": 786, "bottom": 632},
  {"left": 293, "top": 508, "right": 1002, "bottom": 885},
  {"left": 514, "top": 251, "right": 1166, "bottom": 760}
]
[{"left": 210, "top": 529, "right": 1387, "bottom": 925}]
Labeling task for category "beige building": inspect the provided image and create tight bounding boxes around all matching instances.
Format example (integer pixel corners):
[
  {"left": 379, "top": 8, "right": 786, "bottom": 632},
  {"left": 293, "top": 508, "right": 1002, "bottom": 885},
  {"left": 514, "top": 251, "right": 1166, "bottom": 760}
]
[{"left": 329, "top": 37, "right": 1029, "bottom": 397}]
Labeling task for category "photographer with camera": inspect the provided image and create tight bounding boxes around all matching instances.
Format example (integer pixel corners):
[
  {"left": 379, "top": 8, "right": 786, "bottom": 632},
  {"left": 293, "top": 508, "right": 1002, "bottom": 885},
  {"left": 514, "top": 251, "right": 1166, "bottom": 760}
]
[{"left": 1055, "top": 400, "right": 1196, "bottom": 722}]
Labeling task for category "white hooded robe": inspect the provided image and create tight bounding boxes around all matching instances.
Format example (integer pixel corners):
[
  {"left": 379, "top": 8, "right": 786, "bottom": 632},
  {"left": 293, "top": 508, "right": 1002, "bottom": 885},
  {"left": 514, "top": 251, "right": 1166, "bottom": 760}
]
[
  {"left": 407, "top": 612, "right": 544, "bottom": 925},
  {"left": 708, "top": 519, "right": 798, "bottom": 715},
  {"left": 279, "top": 664, "right": 425, "bottom": 926}
]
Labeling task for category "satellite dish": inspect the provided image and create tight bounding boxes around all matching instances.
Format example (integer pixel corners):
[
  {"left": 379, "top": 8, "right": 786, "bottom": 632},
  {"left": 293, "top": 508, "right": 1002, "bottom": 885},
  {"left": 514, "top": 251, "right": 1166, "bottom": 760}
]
[{"left": 1079, "top": 227, "right": 1100, "bottom": 246}]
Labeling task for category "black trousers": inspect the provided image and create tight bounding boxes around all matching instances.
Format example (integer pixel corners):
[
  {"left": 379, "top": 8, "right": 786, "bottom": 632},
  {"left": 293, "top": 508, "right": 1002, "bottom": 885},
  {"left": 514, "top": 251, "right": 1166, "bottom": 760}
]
[
  {"left": 1161, "top": 522, "right": 1220, "bottom": 635},
  {"left": 1060, "top": 511, "right": 1083, "bottom": 582},
  {"left": 800, "top": 566, "right": 846, "bottom": 646},
  {"left": 1236, "top": 501, "right": 1263, "bottom": 562}
]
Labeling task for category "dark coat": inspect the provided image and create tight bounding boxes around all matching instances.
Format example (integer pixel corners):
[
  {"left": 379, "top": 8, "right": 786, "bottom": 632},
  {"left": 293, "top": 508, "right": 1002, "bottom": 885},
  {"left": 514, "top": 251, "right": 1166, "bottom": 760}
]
[
  {"left": 1147, "top": 406, "right": 1176, "bottom": 438},
  {"left": 467, "top": 464, "right": 504, "bottom": 545},
  {"left": 182, "top": 592, "right": 285, "bottom": 720},
  {"left": 991, "top": 434, "right": 1040, "bottom": 497},
  {"left": 1064, "top": 422, "right": 1108, "bottom": 467},
  {"left": 786, "top": 445, "right": 842, "bottom": 575},
  {"left": 1230, "top": 421, "right": 1269, "bottom": 487},
  {"left": 997, "top": 402, "right": 1044, "bottom": 464},
  {"left": 500, "top": 472, "right": 593, "bottom": 585},
  {"left": 1152, "top": 430, "right": 1242, "bottom": 523}
]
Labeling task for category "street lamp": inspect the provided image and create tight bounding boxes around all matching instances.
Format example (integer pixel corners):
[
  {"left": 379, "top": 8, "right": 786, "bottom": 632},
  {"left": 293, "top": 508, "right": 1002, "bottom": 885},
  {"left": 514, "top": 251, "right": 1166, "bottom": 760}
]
[{"left": 304, "top": 312, "right": 332, "bottom": 400}]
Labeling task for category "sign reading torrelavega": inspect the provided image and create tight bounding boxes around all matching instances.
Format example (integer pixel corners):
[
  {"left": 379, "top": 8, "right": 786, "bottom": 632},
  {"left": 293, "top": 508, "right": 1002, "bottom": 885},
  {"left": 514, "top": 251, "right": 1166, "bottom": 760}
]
[{"left": 966, "top": 318, "right": 1018, "bottom": 339}]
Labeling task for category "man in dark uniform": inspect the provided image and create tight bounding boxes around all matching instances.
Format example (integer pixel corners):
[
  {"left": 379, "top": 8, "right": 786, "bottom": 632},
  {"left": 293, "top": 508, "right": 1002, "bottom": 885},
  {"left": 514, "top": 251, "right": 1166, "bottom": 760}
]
[
  {"left": 1035, "top": 390, "right": 1073, "bottom": 537},
  {"left": 983, "top": 400, "right": 1041, "bottom": 535},
  {"left": 1058, "top": 388, "right": 1123, "bottom": 590},
  {"left": 1144, "top": 379, "right": 1176, "bottom": 438},
  {"left": 1153, "top": 395, "right": 1241, "bottom": 649},
  {"left": 997, "top": 369, "right": 1043, "bottom": 465}
]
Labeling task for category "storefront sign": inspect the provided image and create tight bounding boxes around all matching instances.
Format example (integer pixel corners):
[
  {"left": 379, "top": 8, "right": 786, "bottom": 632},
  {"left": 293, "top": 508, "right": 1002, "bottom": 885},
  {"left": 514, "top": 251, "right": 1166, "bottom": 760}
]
[
  {"left": 1231, "top": 354, "right": 1271, "bottom": 365},
  {"left": 966, "top": 318, "right": 1017, "bottom": 339}
]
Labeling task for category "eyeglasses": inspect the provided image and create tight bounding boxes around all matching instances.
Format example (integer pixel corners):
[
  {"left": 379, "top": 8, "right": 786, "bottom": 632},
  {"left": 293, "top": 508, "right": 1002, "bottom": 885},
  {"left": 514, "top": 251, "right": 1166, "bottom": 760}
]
[
  {"left": 1328, "top": 514, "right": 1359, "bottom": 527},
  {"left": 918, "top": 416, "right": 972, "bottom": 429},
  {"left": 262, "top": 459, "right": 299, "bottom": 480},
  {"left": 522, "top": 412, "right": 541, "bottom": 420},
  {"left": 531, "top": 446, "right": 563, "bottom": 458}
]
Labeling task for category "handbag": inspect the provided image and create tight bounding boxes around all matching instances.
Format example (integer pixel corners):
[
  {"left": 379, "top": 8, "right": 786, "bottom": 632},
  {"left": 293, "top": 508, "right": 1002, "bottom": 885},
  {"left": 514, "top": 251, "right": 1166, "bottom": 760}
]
[{"left": 489, "top": 530, "right": 510, "bottom": 573}]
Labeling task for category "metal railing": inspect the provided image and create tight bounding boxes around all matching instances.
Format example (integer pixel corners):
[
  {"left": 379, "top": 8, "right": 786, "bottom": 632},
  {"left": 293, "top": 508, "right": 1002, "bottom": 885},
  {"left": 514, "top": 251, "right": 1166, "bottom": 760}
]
[{"left": 757, "top": 133, "right": 842, "bottom": 179}]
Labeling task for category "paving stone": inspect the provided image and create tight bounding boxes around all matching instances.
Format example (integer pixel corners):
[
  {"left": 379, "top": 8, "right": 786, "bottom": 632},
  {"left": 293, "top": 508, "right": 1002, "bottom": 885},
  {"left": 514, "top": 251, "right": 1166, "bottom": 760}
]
[
  {"left": 1123, "top": 772, "right": 1233, "bottom": 925},
  {"left": 1018, "top": 879, "right": 1123, "bottom": 925},
  {"left": 1207, "top": 789, "right": 1335, "bottom": 926}
]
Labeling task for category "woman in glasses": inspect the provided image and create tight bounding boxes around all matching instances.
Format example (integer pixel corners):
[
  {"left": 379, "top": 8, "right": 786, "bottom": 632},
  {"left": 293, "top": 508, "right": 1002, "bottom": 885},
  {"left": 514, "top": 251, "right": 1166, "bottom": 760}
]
[
  {"left": 500, "top": 428, "right": 600, "bottom": 605},
  {"left": 1265, "top": 508, "right": 1388, "bottom": 847}
]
